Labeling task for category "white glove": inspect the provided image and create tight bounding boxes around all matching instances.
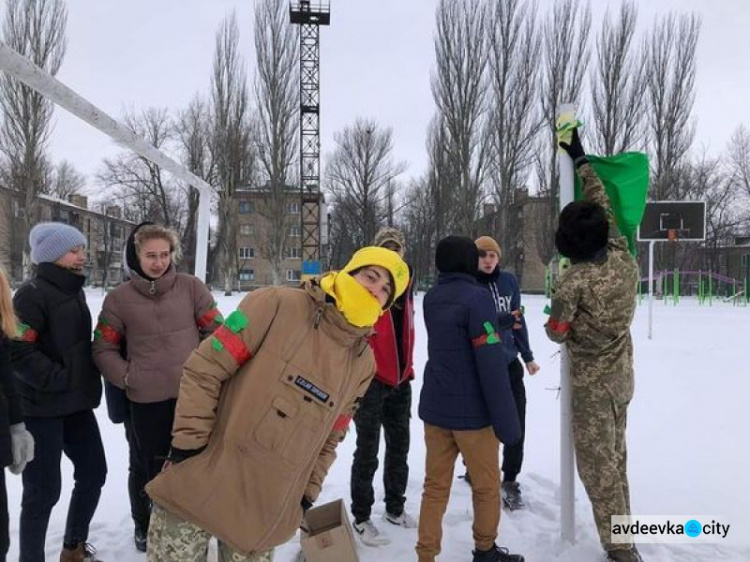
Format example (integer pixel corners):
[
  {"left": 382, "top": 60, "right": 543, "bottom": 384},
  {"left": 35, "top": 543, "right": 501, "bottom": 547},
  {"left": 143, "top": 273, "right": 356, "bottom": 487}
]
[{"left": 9, "top": 422, "right": 35, "bottom": 475}]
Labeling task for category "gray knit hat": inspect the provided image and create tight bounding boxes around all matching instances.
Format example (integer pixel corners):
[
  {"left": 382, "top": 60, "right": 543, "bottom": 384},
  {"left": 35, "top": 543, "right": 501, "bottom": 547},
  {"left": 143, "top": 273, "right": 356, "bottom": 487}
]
[{"left": 29, "top": 222, "right": 87, "bottom": 265}]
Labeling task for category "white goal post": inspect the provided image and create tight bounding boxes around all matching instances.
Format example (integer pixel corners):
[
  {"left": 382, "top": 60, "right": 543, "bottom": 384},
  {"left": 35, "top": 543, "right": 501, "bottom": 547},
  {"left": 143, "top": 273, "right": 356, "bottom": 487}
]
[{"left": 0, "top": 41, "right": 213, "bottom": 282}]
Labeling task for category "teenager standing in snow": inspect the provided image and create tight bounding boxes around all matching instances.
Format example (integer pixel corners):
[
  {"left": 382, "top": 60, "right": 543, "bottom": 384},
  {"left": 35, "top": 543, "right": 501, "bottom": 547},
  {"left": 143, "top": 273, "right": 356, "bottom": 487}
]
[
  {"left": 11, "top": 223, "right": 107, "bottom": 562},
  {"left": 471, "top": 235, "right": 540, "bottom": 510},
  {"left": 0, "top": 267, "right": 35, "bottom": 561},
  {"left": 350, "top": 227, "right": 416, "bottom": 546},
  {"left": 417, "top": 236, "right": 524, "bottom": 562},
  {"left": 93, "top": 223, "right": 222, "bottom": 552}
]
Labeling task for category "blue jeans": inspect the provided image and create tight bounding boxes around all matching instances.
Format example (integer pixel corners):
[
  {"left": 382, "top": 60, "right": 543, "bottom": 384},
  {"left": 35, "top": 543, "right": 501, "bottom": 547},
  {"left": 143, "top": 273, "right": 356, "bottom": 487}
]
[{"left": 20, "top": 410, "right": 107, "bottom": 562}]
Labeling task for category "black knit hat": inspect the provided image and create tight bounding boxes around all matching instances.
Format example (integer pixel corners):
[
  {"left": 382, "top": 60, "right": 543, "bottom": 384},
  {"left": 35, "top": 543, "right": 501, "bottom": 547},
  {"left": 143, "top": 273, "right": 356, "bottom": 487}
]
[
  {"left": 435, "top": 235, "right": 478, "bottom": 276},
  {"left": 555, "top": 201, "right": 608, "bottom": 261}
]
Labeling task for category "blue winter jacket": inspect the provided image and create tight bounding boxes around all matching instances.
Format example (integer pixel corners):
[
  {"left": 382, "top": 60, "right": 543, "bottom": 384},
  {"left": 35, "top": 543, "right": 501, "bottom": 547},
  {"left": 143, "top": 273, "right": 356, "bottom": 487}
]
[
  {"left": 477, "top": 268, "right": 534, "bottom": 365},
  {"left": 419, "top": 272, "right": 521, "bottom": 445}
]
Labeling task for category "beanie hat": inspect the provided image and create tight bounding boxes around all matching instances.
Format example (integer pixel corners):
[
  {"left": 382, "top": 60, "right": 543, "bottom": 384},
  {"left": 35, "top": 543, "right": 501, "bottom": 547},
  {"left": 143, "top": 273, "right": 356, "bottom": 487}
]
[
  {"left": 475, "top": 235, "right": 501, "bottom": 255},
  {"left": 372, "top": 226, "right": 406, "bottom": 254},
  {"left": 320, "top": 246, "right": 410, "bottom": 327},
  {"left": 29, "top": 222, "right": 87, "bottom": 265},
  {"left": 435, "top": 236, "right": 478, "bottom": 276},
  {"left": 555, "top": 201, "right": 608, "bottom": 261}
]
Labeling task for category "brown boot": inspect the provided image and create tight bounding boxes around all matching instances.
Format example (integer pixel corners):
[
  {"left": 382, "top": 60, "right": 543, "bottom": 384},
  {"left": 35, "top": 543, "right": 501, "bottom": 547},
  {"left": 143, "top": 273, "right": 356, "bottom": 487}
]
[{"left": 60, "top": 542, "right": 103, "bottom": 562}]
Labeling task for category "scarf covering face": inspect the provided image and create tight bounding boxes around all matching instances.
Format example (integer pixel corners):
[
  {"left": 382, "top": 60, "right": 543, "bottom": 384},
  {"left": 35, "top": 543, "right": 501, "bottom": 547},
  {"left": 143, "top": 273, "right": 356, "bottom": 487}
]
[{"left": 320, "top": 246, "right": 410, "bottom": 328}]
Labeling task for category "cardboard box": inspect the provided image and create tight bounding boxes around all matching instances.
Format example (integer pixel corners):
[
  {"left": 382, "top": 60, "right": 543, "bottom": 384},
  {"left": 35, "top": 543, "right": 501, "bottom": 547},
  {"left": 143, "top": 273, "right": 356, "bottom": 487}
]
[{"left": 300, "top": 499, "right": 360, "bottom": 562}]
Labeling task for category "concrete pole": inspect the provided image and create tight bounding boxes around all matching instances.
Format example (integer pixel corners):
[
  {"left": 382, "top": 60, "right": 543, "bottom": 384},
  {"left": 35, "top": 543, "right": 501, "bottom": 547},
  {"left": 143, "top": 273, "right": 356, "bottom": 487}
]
[
  {"left": 0, "top": 41, "right": 213, "bottom": 281},
  {"left": 557, "top": 103, "right": 576, "bottom": 544}
]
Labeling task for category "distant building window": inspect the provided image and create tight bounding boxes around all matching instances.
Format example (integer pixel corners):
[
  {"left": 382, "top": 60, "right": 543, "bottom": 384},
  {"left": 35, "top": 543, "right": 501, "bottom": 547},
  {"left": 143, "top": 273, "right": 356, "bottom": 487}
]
[
  {"left": 286, "top": 269, "right": 301, "bottom": 282},
  {"left": 239, "top": 247, "right": 255, "bottom": 259},
  {"left": 240, "top": 224, "right": 254, "bottom": 236},
  {"left": 285, "top": 246, "right": 302, "bottom": 259},
  {"left": 286, "top": 202, "right": 300, "bottom": 215},
  {"left": 239, "top": 201, "right": 254, "bottom": 214},
  {"left": 58, "top": 209, "right": 70, "bottom": 222},
  {"left": 239, "top": 269, "right": 255, "bottom": 281},
  {"left": 288, "top": 225, "right": 301, "bottom": 237}
]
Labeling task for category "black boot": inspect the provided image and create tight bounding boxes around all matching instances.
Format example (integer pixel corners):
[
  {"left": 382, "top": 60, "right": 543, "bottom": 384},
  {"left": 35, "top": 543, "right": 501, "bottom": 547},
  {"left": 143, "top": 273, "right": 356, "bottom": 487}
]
[
  {"left": 472, "top": 544, "right": 524, "bottom": 562},
  {"left": 502, "top": 481, "right": 525, "bottom": 511},
  {"left": 133, "top": 525, "right": 147, "bottom": 553}
]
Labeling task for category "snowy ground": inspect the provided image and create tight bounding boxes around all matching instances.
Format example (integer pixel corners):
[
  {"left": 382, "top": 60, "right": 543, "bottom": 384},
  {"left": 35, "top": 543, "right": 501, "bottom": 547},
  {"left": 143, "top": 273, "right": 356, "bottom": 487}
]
[{"left": 6, "top": 290, "right": 750, "bottom": 561}]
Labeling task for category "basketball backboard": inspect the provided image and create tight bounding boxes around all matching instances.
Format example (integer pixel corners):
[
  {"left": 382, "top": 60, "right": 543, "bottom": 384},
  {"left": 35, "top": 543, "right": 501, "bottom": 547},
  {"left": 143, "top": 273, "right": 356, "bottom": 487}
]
[{"left": 637, "top": 201, "right": 706, "bottom": 242}]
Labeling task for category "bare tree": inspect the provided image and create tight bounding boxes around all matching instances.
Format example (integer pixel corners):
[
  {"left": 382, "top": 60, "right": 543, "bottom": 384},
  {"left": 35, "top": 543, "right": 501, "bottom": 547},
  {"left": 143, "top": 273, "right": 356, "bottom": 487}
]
[
  {"left": 325, "top": 119, "right": 406, "bottom": 254},
  {"left": 253, "top": 0, "right": 298, "bottom": 285},
  {"left": 176, "top": 95, "right": 215, "bottom": 272},
  {"left": 208, "top": 12, "right": 255, "bottom": 294},
  {"left": 49, "top": 159, "right": 86, "bottom": 200},
  {"left": 431, "top": 0, "right": 490, "bottom": 235},
  {"left": 0, "top": 0, "right": 67, "bottom": 279},
  {"left": 486, "top": 0, "right": 543, "bottom": 267},
  {"left": 535, "top": 0, "right": 592, "bottom": 265},
  {"left": 97, "top": 107, "right": 183, "bottom": 229},
  {"left": 590, "top": 0, "right": 648, "bottom": 155},
  {"left": 726, "top": 124, "right": 750, "bottom": 202},
  {"left": 646, "top": 13, "right": 700, "bottom": 201},
  {"left": 425, "top": 116, "right": 457, "bottom": 244},
  {"left": 400, "top": 176, "right": 435, "bottom": 288}
]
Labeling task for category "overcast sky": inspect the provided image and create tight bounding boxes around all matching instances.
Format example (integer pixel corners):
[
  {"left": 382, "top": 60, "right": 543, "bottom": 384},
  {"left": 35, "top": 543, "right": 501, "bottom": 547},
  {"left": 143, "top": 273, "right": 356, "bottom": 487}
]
[{"left": 39, "top": 0, "right": 750, "bottom": 195}]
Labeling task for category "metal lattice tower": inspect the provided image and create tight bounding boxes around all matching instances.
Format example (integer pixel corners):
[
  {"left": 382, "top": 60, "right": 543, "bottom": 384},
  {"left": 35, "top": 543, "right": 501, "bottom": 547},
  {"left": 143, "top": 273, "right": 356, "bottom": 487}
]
[{"left": 290, "top": 1, "right": 330, "bottom": 276}]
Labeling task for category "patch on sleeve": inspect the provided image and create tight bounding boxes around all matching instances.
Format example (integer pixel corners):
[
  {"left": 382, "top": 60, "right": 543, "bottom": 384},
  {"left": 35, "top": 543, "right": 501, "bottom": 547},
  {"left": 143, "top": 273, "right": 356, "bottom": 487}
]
[
  {"left": 93, "top": 318, "right": 122, "bottom": 344},
  {"left": 197, "top": 303, "right": 223, "bottom": 328},
  {"left": 211, "top": 310, "right": 251, "bottom": 365},
  {"left": 294, "top": 376, "right": 330, "bottom": 402},
  {"left": 471, "top": 321, "right": 501, "bottom": 348},
  {"left": 333, "top": 414, "right": 352, "bottom": 432},
  {"left": 16, "top": 323, "right": 38, "bottom": 343},
  {"left": 547, "top": 318, "right": 571, "bottom": 335}
]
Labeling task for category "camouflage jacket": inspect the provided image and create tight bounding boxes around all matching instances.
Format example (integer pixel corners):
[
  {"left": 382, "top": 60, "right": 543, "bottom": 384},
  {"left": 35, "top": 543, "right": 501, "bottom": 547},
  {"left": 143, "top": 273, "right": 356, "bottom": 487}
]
[{"left": 545, "top": 164, "right": 639, "bottom": 402}]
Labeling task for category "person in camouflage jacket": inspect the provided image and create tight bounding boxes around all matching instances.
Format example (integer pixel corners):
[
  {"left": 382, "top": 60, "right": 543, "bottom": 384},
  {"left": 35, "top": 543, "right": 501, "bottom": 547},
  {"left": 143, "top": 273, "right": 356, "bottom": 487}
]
[{"left": 545, "top": 129, "right": 643, "bottom": 562}]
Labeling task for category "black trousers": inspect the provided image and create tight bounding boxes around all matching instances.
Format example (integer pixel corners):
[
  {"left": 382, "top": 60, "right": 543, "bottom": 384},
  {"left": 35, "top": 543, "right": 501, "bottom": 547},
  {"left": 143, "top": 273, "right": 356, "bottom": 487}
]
[
  {"left": 129, "top": 399, "right": 176, "bottom": 520},
  {"left": 0, "top": 469, "right": 8, "bottom": 562},
  {"left": 501, "top": 358, "right": 527, "bottom": 482},
  {"left": 350, "top": 379, "right": 411, "bottom": 523},
  {"left": 123, "top": 411, "right": 151, "bottom": 532},
  {"left": 20, "top": 410, "right": 107, "bottom": 562}
]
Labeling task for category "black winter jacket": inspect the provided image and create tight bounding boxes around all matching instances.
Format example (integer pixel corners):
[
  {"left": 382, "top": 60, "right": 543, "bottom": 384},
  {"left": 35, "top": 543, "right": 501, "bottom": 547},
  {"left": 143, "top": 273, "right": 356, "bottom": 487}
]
[
  {"left": 10, "top": 263, "right": 102, "bottom": 417},
  {"left": 0, "top": 337, "right": 23, "bottom": 466}
]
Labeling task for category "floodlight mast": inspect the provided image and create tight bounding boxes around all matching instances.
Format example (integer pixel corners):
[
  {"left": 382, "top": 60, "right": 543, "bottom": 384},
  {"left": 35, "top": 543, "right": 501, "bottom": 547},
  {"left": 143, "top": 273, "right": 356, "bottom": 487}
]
[
  {"left": 289, "top": 1, "right": 330, "bottom": 277},
  {"left": 0, "top": 41, "right": 213, "bottom": 282}
]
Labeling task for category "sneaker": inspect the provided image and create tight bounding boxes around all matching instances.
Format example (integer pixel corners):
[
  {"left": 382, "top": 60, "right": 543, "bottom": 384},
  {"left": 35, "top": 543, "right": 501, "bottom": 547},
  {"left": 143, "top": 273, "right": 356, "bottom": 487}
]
[
  {"left": 606, "top": 546, "right": 644, "bottom": 562},
  {"left": 134, "top": 526, "right": 147, "bottom": 553},
  {"left": 353, "top": 519, "right": 391, "bottom": 547},
  {"left": 502, "top": 481, "right": 525, "bottom": 511},
  {"left": 472, "top": 544, "right": 524, "bottom": 562},
  {"left": 60, "top": 542, "right": 103, "bottom": 562},
  {"left": 383, "top": 510, "right": 417, "bottom": 528}
]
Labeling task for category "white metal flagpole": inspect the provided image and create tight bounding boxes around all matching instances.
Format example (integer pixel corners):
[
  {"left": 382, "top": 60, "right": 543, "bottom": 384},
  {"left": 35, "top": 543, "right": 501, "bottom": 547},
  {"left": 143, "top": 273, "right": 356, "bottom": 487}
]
[{"left": 557, "top": 103, "right": 576, "bottom": 544}]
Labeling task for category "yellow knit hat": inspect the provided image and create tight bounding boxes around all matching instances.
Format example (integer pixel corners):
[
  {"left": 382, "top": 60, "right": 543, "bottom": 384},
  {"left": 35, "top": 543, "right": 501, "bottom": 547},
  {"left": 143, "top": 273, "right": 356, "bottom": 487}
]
[
  {"left": 475, "top": 236, "right": 501, "bottom": 255},
  {"left": 341, "top": 246, "right": 409, "bottom": 303},
  {"left": 319, "top": 247, "right": 410, "bottom": 327}
]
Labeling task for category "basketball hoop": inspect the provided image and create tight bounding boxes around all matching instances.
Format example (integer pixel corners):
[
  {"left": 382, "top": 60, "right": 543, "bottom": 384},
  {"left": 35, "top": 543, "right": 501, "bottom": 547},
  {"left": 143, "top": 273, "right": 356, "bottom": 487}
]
[{"left": 668, "top": 229, "right": 678, "bottom": 242}]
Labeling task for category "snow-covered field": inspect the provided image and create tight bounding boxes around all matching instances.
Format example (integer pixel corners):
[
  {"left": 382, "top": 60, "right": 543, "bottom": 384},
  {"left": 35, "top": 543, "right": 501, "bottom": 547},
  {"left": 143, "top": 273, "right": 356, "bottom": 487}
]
[{"left": 6, "top": 290, "right": 750, "bottom": 561}]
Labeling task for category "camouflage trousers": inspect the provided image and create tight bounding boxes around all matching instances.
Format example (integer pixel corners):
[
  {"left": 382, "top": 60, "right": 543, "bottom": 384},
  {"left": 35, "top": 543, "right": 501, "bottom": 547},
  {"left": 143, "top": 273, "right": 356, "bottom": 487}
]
[
  {"left": 147, "top": 503, "right": 274, "bottom": 562},
  {"left": 572, "top": 387, "right": 632, "bottom": 551}
]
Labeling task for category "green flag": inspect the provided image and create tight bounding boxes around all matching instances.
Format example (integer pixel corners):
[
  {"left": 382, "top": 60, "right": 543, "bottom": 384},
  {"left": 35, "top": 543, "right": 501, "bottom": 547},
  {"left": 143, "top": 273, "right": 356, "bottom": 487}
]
[{"left": 574, "top": 152, "right": 650, "bottom": 255}]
